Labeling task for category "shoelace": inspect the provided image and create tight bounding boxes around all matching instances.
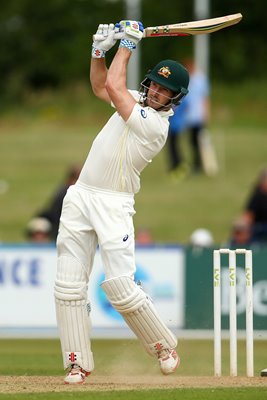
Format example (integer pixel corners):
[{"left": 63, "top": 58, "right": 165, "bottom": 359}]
[
  {"left": 70, "top": 364, "right": 83, "bottom": 375},
  {"left": 158, "top": 349, "right": 171, "bottom": 359}
]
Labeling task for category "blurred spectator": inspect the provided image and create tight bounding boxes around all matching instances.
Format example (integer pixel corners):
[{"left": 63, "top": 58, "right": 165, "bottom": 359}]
[
  {"left": 26, "top": 217, "right": 52, "bottom": 243},
  {"left": 136, "top": 228, "right": 153, "bottom": 246},
  {"left": 167, "top": 98, "right": 189, "bottom": 181},
  {"left": 190, "top": 228, "right": 214, "bottom": 248},
  {"left": 227, "top": 217, "right": 253, "bottom": 248},
  {"left": 37, "top": 164, "right": 81, "bottom": 240},
  {"left": 242, "top": 168, "right": 267, "bottom": 244},
  {"left": 184, "top": 59, "right": 210, "bottom": 173}
]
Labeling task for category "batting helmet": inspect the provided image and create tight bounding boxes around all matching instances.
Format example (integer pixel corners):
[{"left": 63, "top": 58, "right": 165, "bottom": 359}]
[
  {"left": 140, "top": 59, "right": 189, "bottom": 106},
  {"left": 147, "top": 60, "right": 189, "bottom": 94}
]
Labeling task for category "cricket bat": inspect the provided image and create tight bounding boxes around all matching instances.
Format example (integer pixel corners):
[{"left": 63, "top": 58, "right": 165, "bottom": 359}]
[
  {"left": 198, "top": 129, "right": 219, "bottom": 177},
  {"left": 93, "top": 13, "right": 242, "bottom": 41}
]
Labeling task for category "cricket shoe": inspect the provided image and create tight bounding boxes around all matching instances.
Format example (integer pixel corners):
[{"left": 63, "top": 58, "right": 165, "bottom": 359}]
[
  {"left": 64, "top": 364, "right": 90, "bottom": 384},
  {"left": 158, "top": 349, "right": 180, "bottom": 375}
]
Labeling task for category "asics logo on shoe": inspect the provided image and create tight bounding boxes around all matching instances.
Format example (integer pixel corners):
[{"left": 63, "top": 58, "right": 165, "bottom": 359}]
[{"left": 123, "top": 234, "right": 129, "bottom": 242}]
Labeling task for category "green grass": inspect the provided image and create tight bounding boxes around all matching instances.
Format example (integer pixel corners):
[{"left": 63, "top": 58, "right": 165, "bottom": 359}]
[
  {"left": 0, "top": 388, "right": 267, "bottom": 400},
  {"left": 0, "top": 338, "right": 266, "bottom": 377},
  {"left": 0, "top": 339, "right": 267, "bottom": 399},
  {"left": 0, "top": 81, "right": 267, "bottom": 243}
]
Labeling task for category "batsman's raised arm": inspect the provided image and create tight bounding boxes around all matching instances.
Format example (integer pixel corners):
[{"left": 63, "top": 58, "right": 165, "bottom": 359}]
[
  {"left": 90, "top": 23, "right": 118, "bottom": 103},
  {"left": 105, "top": 20, "right": 143, "bottom": 121}
]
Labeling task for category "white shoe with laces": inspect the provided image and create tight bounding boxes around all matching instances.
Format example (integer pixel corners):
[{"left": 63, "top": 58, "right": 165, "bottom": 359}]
[
  {"left": 64, "top": 364, "right": 90, "bottom": 384},
  {"left": 158, "top": 349, "right": 180, "bottom": 375}
]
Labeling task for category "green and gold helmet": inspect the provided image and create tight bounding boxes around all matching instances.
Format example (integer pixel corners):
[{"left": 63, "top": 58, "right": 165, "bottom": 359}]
[
  {"left": 147, "top": 59, "right": 189, "bottom": 94},
  {"left": 140, "top": 59, "right": 189, "bottom": 106}
]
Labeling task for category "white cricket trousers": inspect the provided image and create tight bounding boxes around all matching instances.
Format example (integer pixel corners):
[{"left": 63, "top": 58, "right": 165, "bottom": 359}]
[{"left": 57, "top": 182, "right": 136, "bottom": 280}]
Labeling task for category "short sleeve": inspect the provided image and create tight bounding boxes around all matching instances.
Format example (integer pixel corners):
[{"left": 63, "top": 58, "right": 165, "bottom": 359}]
[{"left": 126, "top": 103, "right": 169, "bottom": 144}]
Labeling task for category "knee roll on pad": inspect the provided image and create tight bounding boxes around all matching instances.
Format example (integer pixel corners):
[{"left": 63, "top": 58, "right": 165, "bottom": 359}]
[
  {"left": 101, "top": 276, "right": 177, "bottom": 356},
  {"left": 54, "top": 255, "right": 94, "bottom": 372},
  {"left": 55, "top": 255, "right": 88, "bottom": 301},
  {"left": 56, "top": 255, "right": 88, "bottom": 285}
]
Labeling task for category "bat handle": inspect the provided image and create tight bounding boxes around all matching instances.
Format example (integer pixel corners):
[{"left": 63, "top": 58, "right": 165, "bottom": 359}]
[{"left": 93, "top": 31, "right": 145, "bottom": 41}]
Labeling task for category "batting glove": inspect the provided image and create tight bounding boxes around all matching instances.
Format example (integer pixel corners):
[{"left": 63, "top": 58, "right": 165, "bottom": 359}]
[
  {"left": 92, "top": 23, "right": 119, "bottom": 58},
  {"left": 119, "top": 20, "right": 144, "bottom": 51}
]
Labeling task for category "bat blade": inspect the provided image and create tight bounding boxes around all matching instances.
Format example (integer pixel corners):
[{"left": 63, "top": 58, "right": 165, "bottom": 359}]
[
  {"left": 144, "top": 13, "right": 242, "bottom": 37},
  {"left": 92, "top": 13, "right": 242, "bottom": 41}
]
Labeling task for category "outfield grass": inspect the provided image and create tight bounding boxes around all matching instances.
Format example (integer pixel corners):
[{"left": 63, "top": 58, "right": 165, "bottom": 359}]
[
  {"left": 0, "top": 81, "right": 266, "bottom": 244},
  {"left": 0, "top": 338, "right": 267, "bottom": 377},
  {"left": 0, "top": 388, "right": 266, "bottom": 400}
]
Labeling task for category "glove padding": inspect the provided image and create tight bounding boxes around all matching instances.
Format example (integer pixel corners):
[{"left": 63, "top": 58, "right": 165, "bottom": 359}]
[
  {"left": 92, "top": 23, "right": 119, "bottom": 58},
  {"left": 119, "top": 20, "right": 144, "bottom": 50}
]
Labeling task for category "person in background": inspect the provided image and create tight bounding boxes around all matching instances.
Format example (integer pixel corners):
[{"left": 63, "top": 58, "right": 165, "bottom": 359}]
[
  {"left": 242, "top": 168, "right": 267, "bottom": 244},
  {"left": 189, "top": 228, "right": 214, "bottom": 255},
  {"left": 136, "top": 227, "right": 154, "bottom": 246},
  {"left": 38, "top": 164, "right": 81, "bottom": 240},
  {"left": 167, "top": 97, "right": 189, "bottom": 181},
  {"left": 227, "top": 217, "right": 253, "bottom": 248},
  {"left": 26, "top": 217, "right": 52, "bottom": 243},
  {"left": 184, "top": 59, "right": 210, "bottom": 173},
  {"left": 190, "top": 228, "right": 214, "bottom": 248}
]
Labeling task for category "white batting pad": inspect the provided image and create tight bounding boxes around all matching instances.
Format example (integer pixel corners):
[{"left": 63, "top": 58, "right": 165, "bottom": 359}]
[
  {"left": 101, "top": 275, "right": 177, "bottom": 356},
  {"left": 55, "top": 255, "right": 94, "bottom": 372}
]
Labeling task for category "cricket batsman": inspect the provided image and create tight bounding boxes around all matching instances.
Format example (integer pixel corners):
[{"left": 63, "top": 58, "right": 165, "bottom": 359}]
[{"left": 54, "top": 20, "right": 189, "bottom": 384}]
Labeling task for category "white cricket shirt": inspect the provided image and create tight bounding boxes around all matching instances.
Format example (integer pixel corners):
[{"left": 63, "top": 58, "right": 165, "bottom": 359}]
[{"left": 78, "top": 90, "right": 173, "bottom": 194}]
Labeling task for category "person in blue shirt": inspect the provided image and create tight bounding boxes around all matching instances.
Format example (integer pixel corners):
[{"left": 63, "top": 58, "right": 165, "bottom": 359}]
[
  {"left": 167, "top": 97, "right": 189, "bottom": 181},
  {"left": 185, "top": 60, "right": 210, "bottom": 173}
]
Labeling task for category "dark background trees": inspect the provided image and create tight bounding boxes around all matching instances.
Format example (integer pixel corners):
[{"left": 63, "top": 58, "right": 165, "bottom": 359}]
[{"left": 0, "top": 0, "right": 265, "bottom": 101}]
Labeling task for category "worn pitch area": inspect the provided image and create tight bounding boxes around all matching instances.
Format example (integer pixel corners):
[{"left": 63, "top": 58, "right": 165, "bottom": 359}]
[{"left": 0, "top": 375, "right": 266, "bottom": 393}]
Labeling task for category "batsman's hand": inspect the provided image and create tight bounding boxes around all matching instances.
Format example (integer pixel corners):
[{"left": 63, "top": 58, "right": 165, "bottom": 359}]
[
  {"left": 92, "top": 23, "right": 119, "bottom": 58},
  {"left": 119, "top": 20, "right": 144, "bottom": 50}
]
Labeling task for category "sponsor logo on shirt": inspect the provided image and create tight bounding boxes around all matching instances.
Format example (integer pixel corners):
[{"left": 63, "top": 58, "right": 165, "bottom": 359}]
[
  {"left": 140, "top": 108, "right": 147, "bottom": 118},
  {"left": 123, "top": 234, "right": 129, "bottom": 242}
]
